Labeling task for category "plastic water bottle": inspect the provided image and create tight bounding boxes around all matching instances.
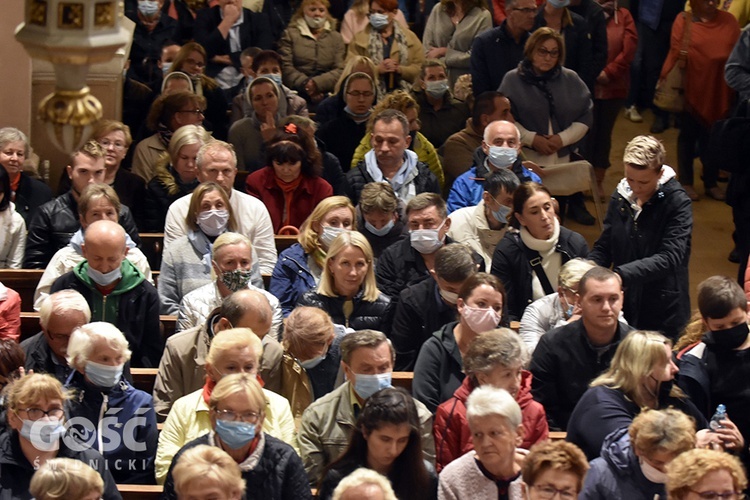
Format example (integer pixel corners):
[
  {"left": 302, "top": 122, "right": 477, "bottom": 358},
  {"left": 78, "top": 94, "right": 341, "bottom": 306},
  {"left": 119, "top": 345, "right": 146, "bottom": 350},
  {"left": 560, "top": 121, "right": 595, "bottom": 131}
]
[{"left": 710, "top": 404, "right": 727, "bottom": 431}]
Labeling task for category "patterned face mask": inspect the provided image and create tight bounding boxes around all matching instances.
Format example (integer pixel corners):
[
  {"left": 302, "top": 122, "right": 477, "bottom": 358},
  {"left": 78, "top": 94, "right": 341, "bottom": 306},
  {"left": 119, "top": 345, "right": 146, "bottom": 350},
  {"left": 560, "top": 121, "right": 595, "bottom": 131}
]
[{"left": 218, "top": 267, "right": 253, "bottom": 292}]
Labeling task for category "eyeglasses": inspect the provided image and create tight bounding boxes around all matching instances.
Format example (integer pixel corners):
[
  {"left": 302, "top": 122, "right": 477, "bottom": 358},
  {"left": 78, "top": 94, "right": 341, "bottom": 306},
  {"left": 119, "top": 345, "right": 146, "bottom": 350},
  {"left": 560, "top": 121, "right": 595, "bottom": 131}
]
[
  {"left": 47, "top": 331, "right": 72, "bottom": 342},
  {"left": 213, "top": 408, "right": 261, "bottom": 424},
  {"left": 530, "top": 485, "right": 578, "bottom": 500},
  {"left": 347, "top": 91, "right": 374, "bottom": 99},
  {"left": 513, "top": 6, "right": 537, "bottom": 13},
  {"left": 185, "top": 58, "right": 206, "bottom": 68},
  {"left": 99, "top": 140, "right": 127, "bottom": 150},
  {"left": 18, "top": 407, "right": 65, "bottom": 421},
  {"left": 537, "top": 47, "right": 560, "bottom": 58},
  {"left": 688, "top": 491, "right": 744, "bottom": 500},
  {"left": 178, "top": 109, "right": 205, "bottom": 116}
]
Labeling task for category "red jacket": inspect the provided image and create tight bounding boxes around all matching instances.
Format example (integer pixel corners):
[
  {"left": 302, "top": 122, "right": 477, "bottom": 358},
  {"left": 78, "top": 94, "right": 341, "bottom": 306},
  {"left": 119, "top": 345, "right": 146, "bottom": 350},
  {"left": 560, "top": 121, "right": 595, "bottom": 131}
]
[
  {"left": 245, "top": 167, "right": 333, "bottom": 233},
  {"left": 594, "top": 8, "right": 638, "bottom": 100},
  {"left": 433, "top": 370, "right": 548, "bottom": 472},
  {"left": 0, "top": 285, "right": 21, "bottom": 341}
]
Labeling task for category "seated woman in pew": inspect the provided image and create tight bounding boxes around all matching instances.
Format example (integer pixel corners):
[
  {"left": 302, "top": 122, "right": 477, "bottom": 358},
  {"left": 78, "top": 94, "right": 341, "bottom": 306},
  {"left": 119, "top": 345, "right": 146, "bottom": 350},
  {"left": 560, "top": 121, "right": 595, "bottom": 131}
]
[
  {"left": 0, "top": 285, "right": 22, "bottom": 341},
  {"left": 155, "top": 328, "right": 296, "bottom": 485},
  {"left": 160, "top": 372, "right": 308, "bottom": 499},
  {"left": 158, "top": 182, "right": 238, "bottom": 315},
  {"left": 30, "top": 457, "right": 105, "bottom": 500},
  {"left": 33, "top": 183, "right": 152, "bottom": 311},
  {"left": 170, "top": 445, "right": 245, "bottom": 500},
  {"left": 270, "top": 196, "right": 356, "bottom": 317},
  {"left": 0, "top": 373, "right": 120, "bottom": 498},
  {"left": 0, "top": 164, "right": 26, "bottom": 269},
  {"left": 64, "top": 322, "right": 158, "bottom": 484}
]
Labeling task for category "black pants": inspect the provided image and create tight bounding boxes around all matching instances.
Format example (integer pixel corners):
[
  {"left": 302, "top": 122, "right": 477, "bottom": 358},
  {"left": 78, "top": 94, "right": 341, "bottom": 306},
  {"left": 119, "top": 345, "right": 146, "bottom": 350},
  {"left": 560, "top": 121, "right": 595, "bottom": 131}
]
[
  {"left": 589, "top": 98, "right": 626, "bottom": 169},
  {"left": 677, "top": 111, "right": 716, "bottom": 189}
]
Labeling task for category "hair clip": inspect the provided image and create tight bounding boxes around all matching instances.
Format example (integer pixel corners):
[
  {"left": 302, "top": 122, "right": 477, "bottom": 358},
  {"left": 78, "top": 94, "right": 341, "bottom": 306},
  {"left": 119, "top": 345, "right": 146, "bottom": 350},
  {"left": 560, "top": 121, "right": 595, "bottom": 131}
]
[{"left": 284, "top": 123, "right": 298, "bottom": 135}]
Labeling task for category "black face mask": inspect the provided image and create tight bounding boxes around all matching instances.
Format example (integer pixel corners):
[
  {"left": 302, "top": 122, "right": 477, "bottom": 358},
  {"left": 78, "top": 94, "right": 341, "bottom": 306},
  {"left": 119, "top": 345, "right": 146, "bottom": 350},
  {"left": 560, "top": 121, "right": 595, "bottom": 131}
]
[{"left": 711, "top": 322, "right": 749, "bottom": 350}]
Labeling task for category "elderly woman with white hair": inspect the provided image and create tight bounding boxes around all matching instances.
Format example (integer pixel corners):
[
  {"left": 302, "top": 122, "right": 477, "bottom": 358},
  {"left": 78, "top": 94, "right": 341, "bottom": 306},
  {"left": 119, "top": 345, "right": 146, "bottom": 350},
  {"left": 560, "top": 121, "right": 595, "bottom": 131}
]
[
  {"left": 64, "top": 322, "right": 158, "bottom": 484},
  {"left": 519, "top": 258, "right": 599, "bottom": 354},
  {"left": 332, "top": 468, "right": 398, "bottom": 500},
  {"left": 161, "top": 373, "right": 311, "bottom": 500},
  {"left": 155, "top": 328, "right": 296, "bottom": 485},
  {"left": 589, "top": 135, "right": 692, "bottom": 340},
  {"left": 438, "top": 386, "right": 526, "bottom": 500}
]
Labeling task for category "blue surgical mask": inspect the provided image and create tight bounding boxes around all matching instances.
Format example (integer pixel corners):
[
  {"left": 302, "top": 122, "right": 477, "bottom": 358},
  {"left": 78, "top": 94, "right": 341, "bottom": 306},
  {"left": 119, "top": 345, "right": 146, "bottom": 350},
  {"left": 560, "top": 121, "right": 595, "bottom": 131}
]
[
  {"left": 547, "top": 0, "right": 571, "bottom": 7},
  {"left": 490, "top": 202, "right": 512, "bottom": 224},
  {"left": 214, "top": 419, "right": 257, "bottom": 449},
  {"left": 138, "top": 0, "right": 160, "bottom": 17},
  {"left": 561, "top": 294, "right": 575, "bottom": 319},
  {"left": 85, "top": 361, "right": 124, "bottom": 389},
  {"left": 369, "top": 12, "right": 390, "bottom": 30},
  {"left": 299, "top": 352, "right": 327, "bottom": 370},
  {"left": 425, "top": 80, "right": 450, "bottom": 99},
  {"left": 20, "top": 419, "right": 65, "bottom": 451},
  {"left": 87, "top": 265, "right": 122, "bottom": 286},
  {"left": 365, "top": 219, "right": 395, "bottom": 237},
  {"left": 258, "top": 73, "right": 283, "bottom": 87},
  {"left": 353, "top": 372, "right": 392, "bottom": 400},
  {"left": 320, "top": 225, "right": 348, "bottom": 248},
  {"left": 488, "top": 146, "right": 518, "bottom": 168},
  {"left": 161, "top": 62, "right": 172, "bottom": 75}
]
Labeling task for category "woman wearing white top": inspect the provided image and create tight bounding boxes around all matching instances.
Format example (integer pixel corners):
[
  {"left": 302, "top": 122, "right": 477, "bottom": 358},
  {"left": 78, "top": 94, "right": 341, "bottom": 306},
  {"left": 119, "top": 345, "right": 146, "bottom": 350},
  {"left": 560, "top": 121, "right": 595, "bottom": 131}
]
[{"left": 0, "top": 165, "right": 25, "bottom": 269}]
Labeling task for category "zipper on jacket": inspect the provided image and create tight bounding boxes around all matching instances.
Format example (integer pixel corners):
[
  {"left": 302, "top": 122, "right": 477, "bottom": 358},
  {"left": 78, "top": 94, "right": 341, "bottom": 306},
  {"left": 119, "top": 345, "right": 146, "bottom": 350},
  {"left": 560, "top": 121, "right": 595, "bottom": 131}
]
[
  {"left": 97, "top": 393, "right": 108, "bottom": 455},
  {"left": 102, "top": 295, "right": 107, "bottom": 322}
]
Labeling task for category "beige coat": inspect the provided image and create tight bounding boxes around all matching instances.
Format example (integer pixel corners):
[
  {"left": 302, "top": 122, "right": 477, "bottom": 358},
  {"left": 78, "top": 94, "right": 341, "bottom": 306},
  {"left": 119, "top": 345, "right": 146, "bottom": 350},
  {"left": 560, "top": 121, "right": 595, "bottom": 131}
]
[
  {"left": 297, "top": 381, "right": 436, "bottom": 486},
  {"left": 347, "top": 24, "right": 425, "bottom": 85},
  {"left": 447, "top": 200, "right": 507, "bottom": 270},
  {"left": 279, "top": 18, "right": 345, "bottom": 95},
  {"left": 131, "top": 134, "right": 167, "bottom": 182},
  {"left": 441, "top": 118, "right": 483, "bottom": 187},
  {"left": 152, "top": 317, "right": 283, "bottom": 422}
]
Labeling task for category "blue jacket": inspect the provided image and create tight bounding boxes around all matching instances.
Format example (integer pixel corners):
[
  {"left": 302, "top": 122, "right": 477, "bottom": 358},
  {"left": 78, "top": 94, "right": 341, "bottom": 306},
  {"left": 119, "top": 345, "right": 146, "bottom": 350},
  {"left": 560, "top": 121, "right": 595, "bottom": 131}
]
[
  {"left": 64, "top": 371, "right": 158, "bottom": 484},
  {"left": 269, "top": 243, "right": 317, "bottom": 317},
  {"left": 446, "top": 157, "right": 541, "bottom": 213},
  {"left": 580, "top": 427, "right": 665, "bottom": 500}
]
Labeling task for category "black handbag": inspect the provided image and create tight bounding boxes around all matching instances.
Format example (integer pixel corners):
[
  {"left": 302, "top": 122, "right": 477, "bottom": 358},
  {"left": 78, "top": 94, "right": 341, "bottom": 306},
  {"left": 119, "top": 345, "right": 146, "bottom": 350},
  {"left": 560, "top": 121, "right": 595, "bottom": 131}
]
[{"left": 707, "top": 100, "right": 750, "bottom": 174}]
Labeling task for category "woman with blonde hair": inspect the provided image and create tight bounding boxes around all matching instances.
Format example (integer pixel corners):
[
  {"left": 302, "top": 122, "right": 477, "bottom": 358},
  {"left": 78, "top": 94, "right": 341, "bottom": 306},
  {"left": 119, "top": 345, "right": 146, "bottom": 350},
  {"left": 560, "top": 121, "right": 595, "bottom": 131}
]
[
  {"left": 280, "top": 306, "right": 345, "bottom": 427},
  {"left": 567, "top": 330, "right": 712, "bottom": 460},
  {"left": 158, "top": 182, "right": 239, "bottom": 315},
  {"left": 270, "top": 196, "right": 356, "bottom": 316},
  {"left": 144, "top": 124, "right": 211, "bottom": 232},
  {"left": 156, "top": 328, "right": 296, "bottom": 485},
  {"left": 162, "top": 373, "right": 309, "bottom": 500},
  {"left": 581, "top": 408, "right": 696, "bottom": 499},
  {"left": 279, "top": 0, "right": 345, "bottom": 105},
  {"left": 171, "top": 444, "right": 245, "bottom": 500},
  {"left": 34, "top": 183, "right": 153, "bottom": 310},
  {"left": 298, "top": 231, "right": 392, "bottom": 333},
  {"left": 64, "top": 322, "right": 157, "bottom": 484},
  {"left": 30, "top": 457, "right": 104, "bottom": 500},
  {"left": 332, "top": 468, "right": 398, "bottom": 500},
  {"left": 0, "top": 373, "right": 119, "bottom": 497},
  {"left": 666, "top": 448, "right": 747, "bottom": 500}
]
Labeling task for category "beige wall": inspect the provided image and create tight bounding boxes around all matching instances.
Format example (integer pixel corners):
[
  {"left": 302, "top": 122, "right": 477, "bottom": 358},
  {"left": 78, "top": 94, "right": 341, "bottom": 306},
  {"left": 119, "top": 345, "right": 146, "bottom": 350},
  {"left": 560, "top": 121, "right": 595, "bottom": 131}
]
[{"left": 0, "top": 2, "right": 32, "bottom": 134}]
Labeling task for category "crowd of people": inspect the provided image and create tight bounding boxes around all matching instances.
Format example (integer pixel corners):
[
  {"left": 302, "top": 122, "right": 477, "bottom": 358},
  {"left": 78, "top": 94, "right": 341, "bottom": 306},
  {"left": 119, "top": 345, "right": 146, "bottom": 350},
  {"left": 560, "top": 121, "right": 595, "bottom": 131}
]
[{"left": 1, "top": 0, "right": 750, "bottom": 498}]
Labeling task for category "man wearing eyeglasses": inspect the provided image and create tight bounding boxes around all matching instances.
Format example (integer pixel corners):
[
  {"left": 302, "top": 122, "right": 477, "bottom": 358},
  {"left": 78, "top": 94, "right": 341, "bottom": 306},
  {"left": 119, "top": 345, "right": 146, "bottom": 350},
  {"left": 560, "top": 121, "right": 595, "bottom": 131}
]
[{"left": 470, "top": 0, "right": 537, "bottom": 94}]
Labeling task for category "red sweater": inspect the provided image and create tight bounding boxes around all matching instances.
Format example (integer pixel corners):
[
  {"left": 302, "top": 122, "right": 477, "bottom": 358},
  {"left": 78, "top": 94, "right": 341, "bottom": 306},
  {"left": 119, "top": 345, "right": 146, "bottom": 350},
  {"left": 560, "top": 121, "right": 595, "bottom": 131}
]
[
  {"left": 433, "top": 370, "right": 549, "bottom": 472},
  {"left": 245, "top": 167, "right": 332, "bottom": 233},
  {"left": 594, "top": 8, "right": 638, "bottom": 100}
]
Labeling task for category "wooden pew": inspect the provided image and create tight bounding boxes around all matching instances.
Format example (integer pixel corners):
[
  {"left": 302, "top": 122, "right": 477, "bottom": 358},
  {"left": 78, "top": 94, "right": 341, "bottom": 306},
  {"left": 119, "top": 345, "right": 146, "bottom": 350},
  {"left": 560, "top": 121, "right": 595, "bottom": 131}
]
[
  {"left": 20, "top": 313, "right": 178, "bottom": 344},
  {"left": 139, "top": 233, "right": 165, "bottom": 271},
  {"left": 118, "top": 484, "right": 162, "bottom": 500},
  {"left": 0, "top": 269, "right": 44, "bottom": 313},
  {"left": 549, "top": 431, "right": 567, "bottom": 441}
]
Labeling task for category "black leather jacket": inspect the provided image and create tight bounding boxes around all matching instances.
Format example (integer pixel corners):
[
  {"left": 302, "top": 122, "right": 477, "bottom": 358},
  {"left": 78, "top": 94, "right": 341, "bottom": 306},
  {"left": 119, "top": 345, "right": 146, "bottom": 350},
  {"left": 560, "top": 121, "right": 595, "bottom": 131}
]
[
  {"left": 24, "top": 191, "right": 141, "bottom": 269},
  {"left": 297, "top": 289, "right": 393, "bottom": 335}
]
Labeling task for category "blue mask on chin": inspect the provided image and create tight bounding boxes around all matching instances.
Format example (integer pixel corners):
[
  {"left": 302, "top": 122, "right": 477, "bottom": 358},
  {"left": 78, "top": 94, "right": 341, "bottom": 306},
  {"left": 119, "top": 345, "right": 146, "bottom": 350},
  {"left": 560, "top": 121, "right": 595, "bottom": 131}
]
[{"left": 365, "top": 219, "right": 395, "bottom": 237}]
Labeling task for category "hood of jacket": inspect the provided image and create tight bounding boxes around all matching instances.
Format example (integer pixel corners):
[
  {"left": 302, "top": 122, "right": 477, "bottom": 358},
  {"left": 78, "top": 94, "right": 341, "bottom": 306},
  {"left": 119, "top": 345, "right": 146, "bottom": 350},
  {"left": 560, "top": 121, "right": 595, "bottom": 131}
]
[
  {"left": 616, "top": 165, "right": 678, "bottom": 207},
  {"left": 451, "top": 369, "right": 535, "bottom": 406},
  {"left": 599, "top": 426, "right": 666, "bottom": 495},
  {"left": 73, "top": 259, "right": 145, "bottom": 295}
]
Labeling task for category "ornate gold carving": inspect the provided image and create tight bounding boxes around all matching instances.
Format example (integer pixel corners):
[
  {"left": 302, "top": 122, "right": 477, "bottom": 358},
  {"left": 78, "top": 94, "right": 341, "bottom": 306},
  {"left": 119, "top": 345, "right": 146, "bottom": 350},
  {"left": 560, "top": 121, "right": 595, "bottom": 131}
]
[
  {"left": 95, "top": 2, "right": 115, "bottom": 27},
  {"left": 58, "top": 3, "right": 84, "bottom": 29},
  {"left": 38, "top": 87, "right": 102, "bottom": 127},
  {"left": 29, "top": 0, "right": 47, "bottom": 26}
]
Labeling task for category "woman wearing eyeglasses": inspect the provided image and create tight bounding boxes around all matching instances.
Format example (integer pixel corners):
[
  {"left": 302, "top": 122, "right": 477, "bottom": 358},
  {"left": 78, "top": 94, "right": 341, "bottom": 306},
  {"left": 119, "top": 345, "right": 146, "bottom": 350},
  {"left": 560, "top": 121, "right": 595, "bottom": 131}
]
[
  {"left": 0, "top": 373, "right": 120, "bottom": 498},
  {"left": 161, "top": 372, "right": 311, "bottom": 500},
  {"left": 155, "top": 328, "right": 296, "bottom": 485},
  {"left": 666, "top": 448, "right": 747, "bottom": 500},
  {"left": 521, "top": 440, "right": 590, "bottom": 500}
]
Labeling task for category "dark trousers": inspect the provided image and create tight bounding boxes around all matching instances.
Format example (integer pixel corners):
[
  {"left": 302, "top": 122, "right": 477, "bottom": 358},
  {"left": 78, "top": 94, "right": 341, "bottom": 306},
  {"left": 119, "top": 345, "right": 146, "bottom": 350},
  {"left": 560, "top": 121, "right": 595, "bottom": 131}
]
[
  {"left": 677, "top": 111, "right": 716, "bottom": 189},
  {"left": 627, "top": 20, "right": 672, "bottom": 113},
  {"left": 589, "top": 98, "right": 626, "bottom": 169}
]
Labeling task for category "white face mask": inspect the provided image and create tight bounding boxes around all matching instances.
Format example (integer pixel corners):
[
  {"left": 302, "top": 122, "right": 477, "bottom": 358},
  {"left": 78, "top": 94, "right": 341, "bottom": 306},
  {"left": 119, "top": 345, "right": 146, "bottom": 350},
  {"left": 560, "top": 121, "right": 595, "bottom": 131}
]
[
  {"left": 639, "top": 457, "right": 668, "bottom": 484},
  {"left": 409, "top": 220, "right": 446, "bottom": 255},
  {"left": 319, "top": 225, "right": 349, "bottom": 249},
  {"left": 304, "top": 14, "right": 326, "bottom": 30},
  {"left": 197, "top": 209, "right": 229, "bottom": 237},
  {"left": 439, "top": 288, "right": 458, "bottom": 305}
]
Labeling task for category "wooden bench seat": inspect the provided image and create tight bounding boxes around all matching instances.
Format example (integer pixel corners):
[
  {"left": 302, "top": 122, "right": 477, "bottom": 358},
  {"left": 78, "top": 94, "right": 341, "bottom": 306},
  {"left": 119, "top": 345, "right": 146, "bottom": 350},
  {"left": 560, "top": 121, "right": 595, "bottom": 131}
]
[
  {"left": 118, "top": 484, "right": 162, "bottom": 500},
  {"left": 20, "top": 313, "right": 177, "bottom": 343}
]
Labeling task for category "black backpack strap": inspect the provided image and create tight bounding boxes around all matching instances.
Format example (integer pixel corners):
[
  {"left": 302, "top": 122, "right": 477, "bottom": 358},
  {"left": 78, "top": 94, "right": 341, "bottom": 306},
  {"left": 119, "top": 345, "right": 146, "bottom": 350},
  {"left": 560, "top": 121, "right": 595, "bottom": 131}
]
[{"left": 521, "top": 244, "right": 555, "bottom": 296}]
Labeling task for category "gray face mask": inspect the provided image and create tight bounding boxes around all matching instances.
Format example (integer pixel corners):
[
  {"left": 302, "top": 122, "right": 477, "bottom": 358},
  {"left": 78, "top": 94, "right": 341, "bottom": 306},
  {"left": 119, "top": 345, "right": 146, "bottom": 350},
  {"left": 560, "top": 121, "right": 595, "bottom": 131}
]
[{"left": 425, "top": 80, "right": 450, "bottom": 99}]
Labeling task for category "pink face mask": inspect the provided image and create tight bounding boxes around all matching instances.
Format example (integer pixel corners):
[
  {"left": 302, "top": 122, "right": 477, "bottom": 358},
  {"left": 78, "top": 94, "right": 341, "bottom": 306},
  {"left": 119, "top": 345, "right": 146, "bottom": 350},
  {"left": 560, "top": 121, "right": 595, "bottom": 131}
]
[{"left": 461, "top": 305, "right": 502, "bottom": 333}]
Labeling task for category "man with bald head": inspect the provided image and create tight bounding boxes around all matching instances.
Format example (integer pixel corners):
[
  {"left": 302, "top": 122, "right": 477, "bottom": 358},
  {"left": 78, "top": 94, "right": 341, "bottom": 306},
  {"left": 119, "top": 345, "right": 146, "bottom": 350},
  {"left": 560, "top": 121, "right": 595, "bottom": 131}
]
[
  {"left": 152, "top": 288, "right": 283, "bottom": 421},
  {"left": 447, "top": 120, "right": 541, "bottom": 212},
  {"left": 50, "top": 219, "right": 162, "bottom": 367}
]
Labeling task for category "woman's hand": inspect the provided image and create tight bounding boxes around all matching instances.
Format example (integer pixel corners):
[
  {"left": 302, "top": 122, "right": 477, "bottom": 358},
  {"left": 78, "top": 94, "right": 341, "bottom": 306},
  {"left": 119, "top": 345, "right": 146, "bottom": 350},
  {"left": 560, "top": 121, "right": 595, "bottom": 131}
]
[
  {"left": 304, "top": 79, "right": 318, "bottom": 97},
  {"left": 547, "top": 134, "right": 563, "bottom": 153},
  {"left": 714, "top": 417, "right": 746, "bottom": 452},
  {"left": 378, "top": 58, "right": 397, "bottom": 73},
  {"left": 426, "top": 47, "right": 447, "bottom": 59},
  {"left": 260, "top": 112, "right": 277, "bottom": 142},
  {"left": 532, "top": 134, "right": 556, "bottom": 156}
]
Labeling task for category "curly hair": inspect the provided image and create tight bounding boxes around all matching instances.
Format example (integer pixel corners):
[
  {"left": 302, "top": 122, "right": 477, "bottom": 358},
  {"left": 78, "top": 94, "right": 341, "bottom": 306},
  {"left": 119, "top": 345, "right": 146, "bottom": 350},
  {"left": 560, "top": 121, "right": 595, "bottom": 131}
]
[
  {"left": 629, "top": 408, "right": 696, "bottom": 457},
  {"left": 522, "top": 440, "right": 589, "bottom": 493},
  {"left": 666, "top": 449, "right": 747, "bottom": 499}
]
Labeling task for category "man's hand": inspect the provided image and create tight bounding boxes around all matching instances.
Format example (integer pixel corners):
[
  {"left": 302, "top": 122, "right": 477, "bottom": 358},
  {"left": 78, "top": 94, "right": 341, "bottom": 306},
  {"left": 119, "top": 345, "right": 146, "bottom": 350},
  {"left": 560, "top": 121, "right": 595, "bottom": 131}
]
[
  {"left": 426, "top": 47, "right": 447, "bottom": 59},
  {"left": 547, "top": 134, "right": 563, "bottom": 152},
  {"left": 222, "top": 1, "right": 241, "bottom": 24}
]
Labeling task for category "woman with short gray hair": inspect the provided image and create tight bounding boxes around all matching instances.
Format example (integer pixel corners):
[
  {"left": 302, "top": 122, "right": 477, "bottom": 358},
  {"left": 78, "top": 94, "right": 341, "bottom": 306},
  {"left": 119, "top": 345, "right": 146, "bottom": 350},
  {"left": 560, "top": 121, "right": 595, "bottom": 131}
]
[
  {"left": 64, "top": 322, "right": 158, "bottom": 484},
  {"left": 0, "top": 126, "right": 52, "bottom": 225},
  {"left": 434, "top": 328, "right": 548, "bottom": 471},
  {"left": 438, "top": 386, "right": 526, "bottom": 499}
]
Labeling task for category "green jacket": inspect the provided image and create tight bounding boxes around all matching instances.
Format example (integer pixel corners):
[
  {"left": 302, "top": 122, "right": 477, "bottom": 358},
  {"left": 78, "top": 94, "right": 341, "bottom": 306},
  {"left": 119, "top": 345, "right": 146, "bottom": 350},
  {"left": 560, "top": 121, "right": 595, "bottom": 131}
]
[{"left": 73, "top": 259, "right": 145, "bottom": 323}]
